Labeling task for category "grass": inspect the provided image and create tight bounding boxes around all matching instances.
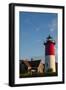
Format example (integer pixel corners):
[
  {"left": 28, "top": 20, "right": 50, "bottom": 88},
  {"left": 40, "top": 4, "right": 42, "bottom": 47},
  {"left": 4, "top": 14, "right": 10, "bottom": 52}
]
[{"left": 20, "top": 72, "right": 57, "bottom": 78}]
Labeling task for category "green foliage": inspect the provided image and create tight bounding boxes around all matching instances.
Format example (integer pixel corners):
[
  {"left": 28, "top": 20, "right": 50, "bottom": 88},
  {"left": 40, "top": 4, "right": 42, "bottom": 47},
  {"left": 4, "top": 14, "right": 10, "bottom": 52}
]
[{"left": 47, "top": 68, "right": 53, "bottom": 72}]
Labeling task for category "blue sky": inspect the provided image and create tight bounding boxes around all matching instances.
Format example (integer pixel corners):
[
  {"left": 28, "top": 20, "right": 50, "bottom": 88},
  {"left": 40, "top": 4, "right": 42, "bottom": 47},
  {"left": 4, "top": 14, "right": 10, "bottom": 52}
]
[{"left": 19, "top": 12, "right": 58, "bottom": 61}]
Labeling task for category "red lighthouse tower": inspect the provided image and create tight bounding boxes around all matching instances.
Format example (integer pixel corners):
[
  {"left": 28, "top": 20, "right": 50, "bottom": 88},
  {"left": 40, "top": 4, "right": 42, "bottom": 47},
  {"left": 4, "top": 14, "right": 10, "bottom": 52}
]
[{"left": 44, "top": 35, "right": 56, "bottom": 72}]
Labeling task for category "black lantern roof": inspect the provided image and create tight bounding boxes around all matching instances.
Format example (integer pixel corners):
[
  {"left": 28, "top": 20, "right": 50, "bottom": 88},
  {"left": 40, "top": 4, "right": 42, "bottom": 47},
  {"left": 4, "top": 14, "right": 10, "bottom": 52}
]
[
  {"left": 47, "top": 35, "right": 52, "bottom": 40},
  {"left": 44, "top": 35, "right": 55, "bottom": 45}
]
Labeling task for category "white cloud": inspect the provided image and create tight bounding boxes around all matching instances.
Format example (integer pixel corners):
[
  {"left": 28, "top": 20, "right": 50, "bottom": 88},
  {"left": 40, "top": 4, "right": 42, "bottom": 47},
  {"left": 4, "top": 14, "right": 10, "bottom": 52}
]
[
  {"left": 35, "top": 27, "right": 40, "bottom": 32},
  {"left": 36, "top": 39, "right": 41, "bottom": 43},
  {"left": 50, "top": 28, "right": 54, "bottom": 32},
  {"left": 48, "top": 19, "right": 57, "bottom": 32}
]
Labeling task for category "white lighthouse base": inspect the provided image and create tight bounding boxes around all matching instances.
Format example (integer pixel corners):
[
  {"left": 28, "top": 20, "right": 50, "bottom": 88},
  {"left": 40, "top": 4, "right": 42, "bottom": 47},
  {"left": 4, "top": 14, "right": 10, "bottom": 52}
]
[{"left": 45, "top": 55, "right": 56, "bottom": 72}]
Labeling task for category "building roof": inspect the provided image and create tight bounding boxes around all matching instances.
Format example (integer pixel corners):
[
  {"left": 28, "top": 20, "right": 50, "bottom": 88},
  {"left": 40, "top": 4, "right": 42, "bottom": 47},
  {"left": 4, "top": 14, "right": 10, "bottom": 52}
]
[
  {"left": 29, "top": 60, "right": 41, "bottom": 67},
  {"left": 20, "top": 60, "right": 41, "bottom": 68}
]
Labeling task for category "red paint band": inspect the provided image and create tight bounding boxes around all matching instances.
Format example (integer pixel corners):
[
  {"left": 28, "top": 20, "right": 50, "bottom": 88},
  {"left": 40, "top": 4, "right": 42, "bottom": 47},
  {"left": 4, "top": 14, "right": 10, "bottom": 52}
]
[{"left": 45, "top": 42, "right": 55, "bottom": 55}]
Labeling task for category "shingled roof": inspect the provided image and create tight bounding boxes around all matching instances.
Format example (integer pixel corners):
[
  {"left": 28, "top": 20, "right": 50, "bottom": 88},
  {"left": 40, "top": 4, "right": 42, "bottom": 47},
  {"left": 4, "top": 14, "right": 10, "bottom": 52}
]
[{"left": 20, "top": 59, "right": 41, "bottom": 68}]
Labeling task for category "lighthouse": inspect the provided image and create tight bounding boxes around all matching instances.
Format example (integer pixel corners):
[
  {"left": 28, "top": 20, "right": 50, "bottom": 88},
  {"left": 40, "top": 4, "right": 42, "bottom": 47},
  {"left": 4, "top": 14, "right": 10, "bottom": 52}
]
[{"left": 44, "top": 35, "right": 56, "bottom": 72}]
